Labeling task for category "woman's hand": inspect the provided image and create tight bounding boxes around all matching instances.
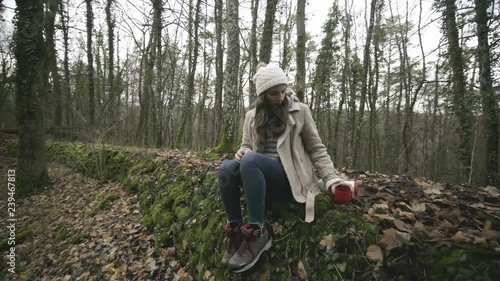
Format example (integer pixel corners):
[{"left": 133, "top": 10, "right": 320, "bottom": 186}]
[
  {"left": 329, "top": 180, "right": 346, "bottom": 194},
  {"left": 235, "top": 149, "right": 250, "bottom": 162}
]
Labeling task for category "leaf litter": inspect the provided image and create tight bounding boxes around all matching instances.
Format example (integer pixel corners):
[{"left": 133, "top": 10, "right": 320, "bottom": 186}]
[
  {"left": 0, "top": 164, "right": 188, "bottom": 281},
  {"left": 340, "top": 169, "right": 500, "bottom": 258}
]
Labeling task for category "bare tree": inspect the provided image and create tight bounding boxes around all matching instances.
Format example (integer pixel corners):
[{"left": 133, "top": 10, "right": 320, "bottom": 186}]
[
  {"left": 353, "top": 0, "right": 377, "bottom": 167},
  {"left": 15, "top": 0, "right": 49, "bottom": 194},
  {"left": 86, "top": 0, "right": 96, "bottom": 126},
  {"left": 215, "top": 0, "right": 240, "bottom": 152},
  {"left": 259, "top": 0, "right": 279, "bottom": 63},
  {"left": 59, "top": 0, "right": 72, "bottom": 137},
  {"left": 46, "top": 0, "right": 63, "bottom": 138},
  {"left": 214, "top": 0, "right": 224, "bottom": 145},
  {"left": 295, "top": 0, "right": 306, "bottom": 101},
  {"left": 443, "top": 0, "right": 474, "bottom": 180},
  {"left": 249, "top": 0, "right": 260, "bottom": 102},
  {"left": 176, "top": 0, "right": 202, "bottom": 148},
  {"left": 475, "top": 0, "right": 498, "bottom": 185}
]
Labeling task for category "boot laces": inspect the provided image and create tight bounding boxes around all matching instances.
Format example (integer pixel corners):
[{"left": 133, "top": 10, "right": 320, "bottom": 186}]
[{"left": 236, "top": 235, "right": 255, "bottom": 256}]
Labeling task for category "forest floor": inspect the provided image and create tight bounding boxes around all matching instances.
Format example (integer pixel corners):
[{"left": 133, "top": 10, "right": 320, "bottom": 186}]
[
  {"left": 0, "top": 134, "right": 192, "bottom": 281},
  {"left": 1, "top": 133, "right": 499, "bottom": 280}
]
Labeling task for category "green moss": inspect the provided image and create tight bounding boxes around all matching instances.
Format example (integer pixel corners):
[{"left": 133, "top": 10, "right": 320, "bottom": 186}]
[
  {"left": 0, "top": 225, "right": 33, "bottom": 251},
  {"left": 159, "top": 173, "right": 168, "bottom": 183},
  {"left": 143, "top": 214, "right": 154, "bottom": 230},
  {"left": 123, "top": 176, "right": 141, "bottom": 193},
  {"left": 70, "top": 232, "right": 90, "bottom": 244},
  {"left": 42, "top": 142, "right": 500, "bottom": 280},
  {"left": 90, "top": 194, "right": 120, "bottom": 216},
  {"left": 6, "top": 140, "right": 18, "bottom": 157},
  {"left": 55, "top": 228, "right": 70, "bottom": 243},
  {"left": 152, "top": 205, "right": 174, "bottom": 228}
]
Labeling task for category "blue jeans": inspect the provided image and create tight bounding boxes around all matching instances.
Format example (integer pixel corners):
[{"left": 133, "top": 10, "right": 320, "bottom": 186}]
[{"left": 217, "top": 152, "right": 292, "bottom": 227}]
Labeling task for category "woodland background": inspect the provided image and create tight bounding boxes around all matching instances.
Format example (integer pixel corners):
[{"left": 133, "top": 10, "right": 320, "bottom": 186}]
[{"left": 0, "top": 0, "right": 499, "bottom": 195}]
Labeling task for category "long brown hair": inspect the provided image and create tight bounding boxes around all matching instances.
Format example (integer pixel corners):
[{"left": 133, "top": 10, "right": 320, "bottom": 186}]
[{"left": 253, "top": 92, "right": 289, "bottom": 152}]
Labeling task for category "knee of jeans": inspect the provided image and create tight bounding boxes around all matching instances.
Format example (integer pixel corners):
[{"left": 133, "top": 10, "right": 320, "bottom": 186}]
[
  {"left": 240, "top": 151, "right": 259, "bottom": 168},
  {"left": 219, "top": 159, "right": 238, "bottom": 173},
  {"left": 217, "top": 160, "right": 239, "bottom": 188}
]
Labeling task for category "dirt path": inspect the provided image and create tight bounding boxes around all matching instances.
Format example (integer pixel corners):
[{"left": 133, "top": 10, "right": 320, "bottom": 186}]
[{"left": 1, "top": 162, "right": 190, "bottom": 281}]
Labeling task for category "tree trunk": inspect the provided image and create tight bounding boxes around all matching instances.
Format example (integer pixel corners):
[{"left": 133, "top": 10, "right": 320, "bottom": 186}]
[
  {"left": 295, "top": 0, "right": 306, "bottom": 101},
  {"left": 214, "top": 0, "right": 224, "bottom": 146},
  {"left": 215, "top": 0, "right": 240, "bottom": 153},
  {"left": 249, "top": 0, "right": 260, "bottom": 103},
  {"left": 86, "top": 0, "right": 96, "bottom": 127},
  {"left": 444, "top": 0, "right": 474, "bottom": 180},
  {"left": 105, "top": 0, "right": 116, "bottom": 127},
  {"left": 353, "top": 0, "right": 376, "bottom": 168},
  {"left": 176, "top": 0, "right": 201, "bottom": 149},
  {"left": 259, "top": 0, "right": 279, "bottom": 63},
  {"left": 59, "top": 0, "right": 72, "bottom": 139},
  {"left": 15, "top": 0, "right": 49, "bottom": 195},
  {"left": 152, "top": 0, "right": 163, "bottom": 148},
  {"left": 475, "top": 0, "right": 498, "bottom": 185},
  {"left": 280, "top": 0, "right": 292, "bottom": 71},
  {"left": 46, "top": 0, "right": 63, "bottom": 139},
  {"left": 338, "top": 0, "right": 353, "bottom": 167}
]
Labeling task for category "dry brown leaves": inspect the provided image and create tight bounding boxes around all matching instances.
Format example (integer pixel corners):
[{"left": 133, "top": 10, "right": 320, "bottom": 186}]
[
  {"left": 339, "top": 169, "right": 500, "bottom": 260},
  {"left": 3, "top": 164, "right": 189, "bottom": 281}
]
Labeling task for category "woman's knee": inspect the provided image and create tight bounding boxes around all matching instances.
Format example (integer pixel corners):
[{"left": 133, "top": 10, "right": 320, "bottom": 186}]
[
  {"left": 239, "top": 151, "right": 260, "bottom": 167},
  {"left": 217, "top": 160, "right": 240, "bottom": 188}
]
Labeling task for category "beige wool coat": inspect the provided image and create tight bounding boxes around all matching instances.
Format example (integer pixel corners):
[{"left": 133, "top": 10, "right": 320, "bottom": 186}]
[{"left": 239, "top": 95, "right": 342, "bottom": 222}]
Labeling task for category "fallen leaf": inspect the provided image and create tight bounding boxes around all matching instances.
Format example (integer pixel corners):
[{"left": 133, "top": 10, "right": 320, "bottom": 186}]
[
  {"left": 473, "top": 237, "right": 489, "bottom": 248},
  {"left": 297, "top": 260, "right": 309, "bottom": 281},
  {"left": 272, "top": 222, "right": 283, "bottom": 235},
  {"left": 394, "top": 219, "right": 412, "bottom": 233},
  {"left": 396, "top": 202, "right": 413, "bottom": 211},
  {"left": 482, "top": 220, "right": 497, "bottom": 240},
  {"left": 451, "top": 231, "right": 469, "bottom": 243},
  {"left": 438, "top": 220, "right": 454, "bottom": 231},
  {"left": 431, "top": 183, "right": 444, "bottom": 194},
  {"left": 415, "top": 178, "right": 433, "bottom": 189},
  {"left": 203, "top": 270, "right": 211, "bottom": 280},
  {"left": 414, "top": 221, "right": 426, "bottom": 232},
  {"left": 485, "top": 186, "right": 500, "bottom": 197},
  {"left": 396, "top": 209, "right": 415, "bottom": 220},
  {"left": 259, "top": 270, "right": 269, "bottom": 281},
  {"left": 144, "top": 257, "right": 158, "bottom": 272},
  {"left": 166, "top": 247, "right": 176, "bottom": 256},
  {"left": 379, "top": 228, "right": 412, "bottom": 252},
  {"left": 411, "top": 201, "right": 427, "bottom": 212},
  {"left": 373, "top": 203, "right": 389, "bottom": 210},
  {"left": 319, "top": 234, "right": 335, "bottom": 249},
  {"left": 470, "top": 203, "right": 485, "bottom": 208},
  {"left": 102, "top": 262, "right": 115, "bottom": 273},
  {"left": 437, "top": 209, "right": 460, "bottom": 224},
  {"left": 366, "top": 245, "right": 384, "bottom": 262}
]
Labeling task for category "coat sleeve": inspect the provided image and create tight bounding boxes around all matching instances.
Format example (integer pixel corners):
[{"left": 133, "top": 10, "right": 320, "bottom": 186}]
[
  {"left": 300, "top": 104, "right": 341, "bottom": 190},
  {"left": 239, "top": 110, "right": 254, "bottom": 151}
]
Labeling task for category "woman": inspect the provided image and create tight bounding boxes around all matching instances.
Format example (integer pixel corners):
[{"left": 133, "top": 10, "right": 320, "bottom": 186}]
[{"left": 217, "top": 63, "right": 344, "bottom": 273}]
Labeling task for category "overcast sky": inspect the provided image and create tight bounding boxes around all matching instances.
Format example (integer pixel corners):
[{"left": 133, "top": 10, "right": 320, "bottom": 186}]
[{"left": 1, "top": 0, "right": 440, "bottom": 63}]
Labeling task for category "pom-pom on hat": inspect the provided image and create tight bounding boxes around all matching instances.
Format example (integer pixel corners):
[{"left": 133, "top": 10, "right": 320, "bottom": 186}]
[{"left": 253, "top": 63, "right": 289, "bottom": 96}]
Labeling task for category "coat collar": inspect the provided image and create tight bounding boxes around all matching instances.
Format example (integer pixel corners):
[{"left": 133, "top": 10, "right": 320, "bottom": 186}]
[{"left": 277, "top": 94, "right": 300, "bottom": 147}]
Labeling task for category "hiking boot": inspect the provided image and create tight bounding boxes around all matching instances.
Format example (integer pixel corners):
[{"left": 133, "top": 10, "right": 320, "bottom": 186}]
[
  {"left": 227, "top": 224, "right": 272, "bottom": 273},
  {"left": 221, "top": 223, "right": 244, "bottom": 267}
]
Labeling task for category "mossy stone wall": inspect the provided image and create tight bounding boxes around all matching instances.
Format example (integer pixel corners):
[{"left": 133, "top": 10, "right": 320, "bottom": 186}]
[{"left": 7, "top": 140, "right": 498, "bottom": 280}]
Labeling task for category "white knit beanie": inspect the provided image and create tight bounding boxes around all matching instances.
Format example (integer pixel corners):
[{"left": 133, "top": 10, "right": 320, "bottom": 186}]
[{"left": 252, "top": 63, "right": 289, "bottom": 96}]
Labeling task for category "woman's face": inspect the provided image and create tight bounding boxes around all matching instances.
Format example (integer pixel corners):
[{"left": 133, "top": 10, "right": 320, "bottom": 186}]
[{"left": 265, "top": 84, "right": 287, "bottom": 108}]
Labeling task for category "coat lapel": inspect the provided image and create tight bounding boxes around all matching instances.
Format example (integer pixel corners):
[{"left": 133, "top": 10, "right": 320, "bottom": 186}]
[{"left": 277, "top": 95, "right": 300, "bottom": 148}]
